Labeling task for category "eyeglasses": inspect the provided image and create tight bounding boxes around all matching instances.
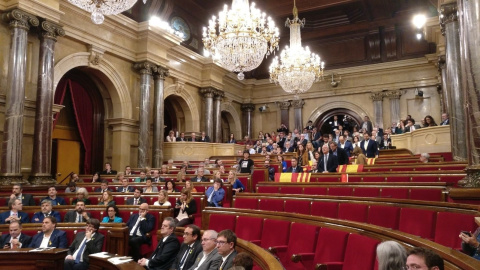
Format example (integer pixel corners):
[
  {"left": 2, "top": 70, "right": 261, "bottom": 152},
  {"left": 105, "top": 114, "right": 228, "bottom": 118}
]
[
  {"left": 216, "top": 240, "right": 228, "bottom": 246},
  {"left": 201, "top": 238, "right": 216, "bottom": 243},
  {"left": 404, "top": 265, "right": 426, "bottom": 270}
]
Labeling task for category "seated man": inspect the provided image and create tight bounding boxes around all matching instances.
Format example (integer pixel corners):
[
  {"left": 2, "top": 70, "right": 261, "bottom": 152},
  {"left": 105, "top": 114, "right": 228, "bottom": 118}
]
[
  {"left": 189, "top": 230, "right": 222, "bottom": 269},
  {"left": 32, "top": 199, "right": 62, "bottom": 223},
  {"left": 43, "top": 186, "right": 66, "bottom": 206},
  {"left": 217, "top": 229, "right": 238, "bottom": 270},
  {"left": 134, "top": 170, "right": 148, "bottom": 182},
  {"left": 191, "top": 167, "right": 208, "bottom": 182},
  {"left": 29, "top": 216, "right": 68, "bottom": 248},
  {"left": 63, "top": 201, "right": 91, "bottom": 223},
  {"left": 125, "top": 165, "right": 133, "bottom": 175},
  {"left": 126, "top": 203, "right": 155, "bottom": 261},
  {"left": 117, "top": 178, "right": 135, "bottom": 193},
  {"left": 317, "top": 144, "right": 339, "bottom": 173},
  {"left": 286, "top": 157, "right": 303, "bottom": 173},
  {"left": 420, "top": 153, "right": 430, "bottom": 163},
  {"left": 151, "top": 170, "right": 164, "bottom": 183},
  {"left": 171, "top": 225, "right": 202, "bottom": 270},
  {"left": 0, "top": 221, "right": 32, "bottom": 249},
  {"left": 101, "top": 162, "right": 117, "bottom": 175},
  {"left": 0, "top": 198, "right": 29, "bottom": 224},
  {"left": 264, "top": 160, "right": 275, "bottom": 181},
  {"left": 126, "top": 188, "right": 147, "bottom": 205},
  {"left": 138, "top": 217, "right": 180, "bottom": 269},
  {"left": 205, "top": 179, "right": 225, "bottom": 207},
  {"left": 64, "top": 218, "right": 104, "bottom": 270},
  {"left": 6, "top": 184, "right": 35, "bottom": 206},
  {"left": 94, "top": 180, "right": 113, "bottom": 193},
  {"left": 406, "top": 247, "right": 444, "bottom": 270}
]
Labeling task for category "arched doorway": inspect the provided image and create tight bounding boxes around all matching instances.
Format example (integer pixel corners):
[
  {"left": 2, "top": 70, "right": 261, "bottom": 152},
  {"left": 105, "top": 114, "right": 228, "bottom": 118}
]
[
  {"left": 313, "top": 109, "right": 362, "bottom": 135},
  {"left": 164, "top": 95, "right": 193, "bottom": 136},
  {"left": 52, "top": 69, "right": 105, "bottom": 180}
]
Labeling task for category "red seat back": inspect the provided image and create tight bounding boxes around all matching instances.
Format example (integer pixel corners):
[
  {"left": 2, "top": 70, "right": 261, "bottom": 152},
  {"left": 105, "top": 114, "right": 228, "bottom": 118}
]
[
  {"left": 234, "top": 197, "right": 258, "bottom": 210},
  {"left": 328, "top": 187, "right": 352, "bottom": 196},
  {"left": 310, "top": 201, "right": 338, "bottom": 218},
  {"left": 279, "top": 186, "right": 303, "bottom": 194},
  {"left": 368, "top": 205, "right": 400, "bottom": 229},
  {"left": 260, "top": 219, "right": 291, "bottom": 249},
  {"left": 399, "top": 208, "right": 436, "bottom": 239},
  {"left": 338, "top": 203, "right": 368, "bottom": 223},
  {"left": 258, "top": 199, "right": 284, "bottom": 212},
  {"left": 410, "top": 189, "right": 443, "bottom": 202},
  {"left": 257, "top": 186, "right": 279, "bottom": 193},
  {"left": 434, "top": 212, "right": 477, "bottom": 249},
  {"left": 235, "top": 216, "right": 263, "bottom": 242},
  {"left": 314, "top": 228, "right": 349, "bottom": 264},
  {"left": 342, "top": 234, "right": 380, "bottom": 270},
  {"left": 284, "top": 200, "right": 311, "bottom": 215},
  {"left": 381, "top": 188, "right": 409, "bottom": 199},
  {"left": 208, "top": 214, "right": 236, "bottom": 232},
  {"left": 282, "top": 223, "right": 319, "bottom": 270},
  {"left": 303, "top": 187, "right": 328, "bottom": 195},
  {"left": 353, "top": 187, "right": 380, "bottom": 198}
]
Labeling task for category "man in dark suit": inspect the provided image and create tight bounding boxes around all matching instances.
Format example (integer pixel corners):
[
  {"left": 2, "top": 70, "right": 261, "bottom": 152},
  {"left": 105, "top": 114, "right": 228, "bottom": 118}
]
[
  {"left": 29, "top": 216, "right": 68, "bottom": 248},
  {"left": 171, "top": 225, "right": 202, "bottom": 270},
  {"left": 216, "top": 229, "right": 238, "bottom": 270},
  {"left": 380, "top": 134, "right": 392, "bottom": 149},
  {"left": 177, "top": 132, "right": 187, "bottom": 142},
  {"left": 43, "top": 186, "right": 66, "bottom": 206},
  {"left": 0, "top": 198, "right": 29, "bottom": 224},
  {"left": 6, "top": 184, "right": 35, "bottom": 206},
  {"left": 63, "top": 201, "right": 92, "bottom": 223},
  {"left": 127, "top": 203, "right": 156, "bottom": 261},
  {"left": 190, "top": 167, "right": 208, "bottom": 182},
  {"left": 283, "top": 141, "right": 295, "bottom": 153},
  {"left": 189, "top": 132, "right": 198, "bottom": 142},
  {"left": 317, "top": 145, "right": 339, "bottom": 173},
  {"left": 338, "top": 136, "right": 353, "bottom": 157},
  {"left": 0, "top": 221, "right": 32, "bottom": 249},
  {"left": 329, "top": 141, "right": 349, "bottom": 165},
  {"left": 440, "top": 113, "right": 449, "bottom": 125},
  {"left": 361, "top": 116, "right": 373, "bottom": 133},
  {"left": 32, "top": 199, "right": 62, "bottom": 223},
  {"left": 117, "top": 178, "right": 135, "bottom": 193},
  {"left": 330, "top": 115, "right": 340, "bottom": 131},
  {"left": 138, "top": 217, "right": 180, "bottom": 269},
  {"left": 311, "top": 127, "right": 322, "bottom": 148},
  {"left": 101, "top": 162, "right": 117, "bottom": 175},
  {"left": 199, "top": 131, "right": 210, "bottom": 142},
  {"left": 64, "top": 218, "right": 104, "bottom": 270},
  {"left": 286, "top": 157, "right": 303, "bottom": 173},
  {"left": 94, "top": 180, "right": 114, "bottom": 193},
  {"left": 404, "top": 119, "right": 421, "bottom": 133},
  {"left": 188, "top": 230, "right": 222, "bottom": 270},
  {"left": 126, "top": 188, "right": 147, "bottom": 205},
  {"left": 360, "top": 132, "right": 379, "bottom": 158}
]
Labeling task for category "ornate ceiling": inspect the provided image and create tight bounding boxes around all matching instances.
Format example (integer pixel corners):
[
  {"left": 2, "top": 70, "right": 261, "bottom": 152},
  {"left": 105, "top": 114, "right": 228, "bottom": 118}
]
[{"left": 123, "top": 0, "right": 439, "bottom": 79}]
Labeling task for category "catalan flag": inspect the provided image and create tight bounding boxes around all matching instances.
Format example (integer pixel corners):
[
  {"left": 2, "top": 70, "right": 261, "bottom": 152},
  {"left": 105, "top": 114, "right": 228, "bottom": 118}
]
[
  {"left": 274, "top": 172, "right": 311, "bottom": 183},
  {"left": 337, "top": 165, "right": 364, "bottom": 173}
]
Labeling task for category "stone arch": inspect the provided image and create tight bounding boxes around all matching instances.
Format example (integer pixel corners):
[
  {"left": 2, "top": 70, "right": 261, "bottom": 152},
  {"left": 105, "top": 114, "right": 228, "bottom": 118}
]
[
  {"left": 164, "top": 83, "right": 200, "bottom": 132},
  {"left": 307, "top": 101, "right": 370, "bottom": 123},
  {"left": 221, "top": 101, "right": 242, "bottom": 140},
  {"left": 54, "top": 52, "right": 132, "bottom": 119}
]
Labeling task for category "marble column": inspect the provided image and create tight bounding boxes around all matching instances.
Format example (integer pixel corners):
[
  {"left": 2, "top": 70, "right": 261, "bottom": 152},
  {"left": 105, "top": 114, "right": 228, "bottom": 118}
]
[
  {"left": 29, "top": 20, "right": 65, "bottom": 185},
  {"left": 152, "top": 66, "right": 169, "bottom": 168},
  {"left": 385, "top": 90, "right": 402, "bottom": 127},
  {"left": 277, "top": 101, "right": 291, "bottom": 129},
  {"left": 440, "top": 3, "right": 467, "bottom": 161},
  {"left": 291, "top": 99, "right": 305, "bottom": 132},
  {"left": 213, "top": 90, "right": 224, "bottom": 143},
  {"left": 370, "top": 92, "right": 384, "bottom": 129},
  {"left": 0, "top": 9, "right": 39, "bottom": 184},
  {"left": 241, "top": 104, "right": 255, "bottom": 139},
  {"left": 134, "top": 61, "right": 156, "bottom": 169},
  {"left": 437, "top": 55, "right": 449, "bottom": 114},
  {"left": 200, "top": 87, "right": 216, "bottom": 139},
  {"left": 457, "top": 0, "right": 480, "bottom": 186}
]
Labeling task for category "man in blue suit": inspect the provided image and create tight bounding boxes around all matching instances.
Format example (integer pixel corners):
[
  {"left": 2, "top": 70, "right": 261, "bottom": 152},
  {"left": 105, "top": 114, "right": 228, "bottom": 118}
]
[
  {"left": 42, "top": 186, "right": 66, "bottom": 206},
  {"left": 0, "top": 221, "right": 32, "bottom": 249},
  {"left": 205, "top": 179, "right": 225, "bottom": 207},
  {"left": 0, "top": 198, "right": 29, "bottom": 224},
  {"left": 117, "top": 178, "right": 135, "bottom": 193},
  {"left": 338, "top": 136, "right": 353, "bottom": 157},
  {"left": 32, "top": 199, "right": 62, "bottom": 223},
  {"left": 64, "top": 219, "right": 104, "bottom": 270},
  {"left": 126, "top": 203, "right": 156, "bottom": 261},
  {"left": 359, "top": 132, "right": 379, "bottom": 158},
  {"left": 29, "top": 216, "right": 67, "bottom": 248}
]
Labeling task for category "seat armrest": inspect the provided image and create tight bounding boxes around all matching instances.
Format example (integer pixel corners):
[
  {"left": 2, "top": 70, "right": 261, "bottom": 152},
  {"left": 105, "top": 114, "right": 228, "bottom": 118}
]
[
  {"left": 250, "top": 239, "right": 261, "bottom": 245},
  {"left": 268, "top": 245, "right": 288, "bottom": 255},
  {"left": 291, "top": 252, "right": 315, "bottom": 263},
  {"left": 315, "top": 262, "right": 344, "bottom": 270}
]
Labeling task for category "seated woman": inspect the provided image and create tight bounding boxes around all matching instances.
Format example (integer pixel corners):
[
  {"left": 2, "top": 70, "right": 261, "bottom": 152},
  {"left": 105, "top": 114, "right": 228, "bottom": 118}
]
[
  {"left": 423, "top": 115, "right": 438, "bottom": 127},
  {"left": 205, "top": 179, "right": 225, "bottom": 207},
  {"left": 143, "top": 178, "right": 158, "bottom": 193},
  {"left": 174, "top": 188, "right": 197, "bottom": 227},
  {"left": 176, "top": 166, "right": 187, "bottom": 182},
  {"left": 376, "top": 241, "right": 407, "bottom": 270},
  {"left": 277, "top": 155, "right": 287, "bottom": 172},
  {"left": 160, "top": 164, "right": 169, "bottom": 175},
  {"left": 166, "top": 130, "right": 176, "bottom": 142},
  {"left": 134, "top": 170, "right": 147, "bottom": 182},
  {"left": 352, "top": 146, "right": 367, "bottom": 165},
  {"left": 102, "top": 205, "right": 123, "bottom": 223},
  {"left": 185, "top": 179, "right": 197, "bottom": 193},
  {"left": 460, "top": 227, "right": 480, "bottom": 260},
  {"left": 212, "top": 170, "right": 224, "bottom": 182},
  {"left": 227, "top": 133, "right": 236, "bottom": 143},
  {"left": 98, "top": 190, "right": 115, "bottom": 206},
  {"left": 72, "top": 187, "right": 91, "bottom": 205},
  {"left": 113, "top": 172, "right": 124, "bottom": 183},
  {"left": 165, "top": 180, "right": 178, "bottom": 193},
  {"left": 153, "top": 190, "right": 171, "bottom": 206},
  {"left": 227, "top": 170, "right": 245, "bottom": 195},
  {"left": 91, "top": 172, "right": 101, "bottom": 183}
]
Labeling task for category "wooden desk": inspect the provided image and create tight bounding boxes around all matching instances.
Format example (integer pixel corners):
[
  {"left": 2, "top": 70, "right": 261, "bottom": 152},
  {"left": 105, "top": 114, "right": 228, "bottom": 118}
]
[
  {"left": 0, "top": 248, "right": 68, "bottom": 270},
  {"left": 89, "top": 254, "right": 145, "bottom": 270}
]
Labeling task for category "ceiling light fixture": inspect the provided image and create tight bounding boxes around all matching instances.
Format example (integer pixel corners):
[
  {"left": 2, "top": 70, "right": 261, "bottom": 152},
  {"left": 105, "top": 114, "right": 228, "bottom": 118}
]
[{"left": 67, "top": 0, "right": 142, "bottom": 24}]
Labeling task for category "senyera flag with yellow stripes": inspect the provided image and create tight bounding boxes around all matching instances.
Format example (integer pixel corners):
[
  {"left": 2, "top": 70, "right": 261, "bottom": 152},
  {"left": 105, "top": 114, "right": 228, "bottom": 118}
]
[{"left": 274, "top": 172, "right": 311, "bottom": 182}]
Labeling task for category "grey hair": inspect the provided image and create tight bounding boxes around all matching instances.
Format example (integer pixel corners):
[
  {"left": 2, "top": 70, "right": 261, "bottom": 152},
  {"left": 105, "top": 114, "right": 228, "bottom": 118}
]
[
  {"left": 376, "top": 241, "right": 407, "bottom": 270},
  {"left": 420, "top": 153, "right": 430, "bottom": 160},
  {"left": 204, "top": 229, "right": 218, "bottom": 239},
  {"left": 164, "top": 217, "right": 176, "bottom": 230}
]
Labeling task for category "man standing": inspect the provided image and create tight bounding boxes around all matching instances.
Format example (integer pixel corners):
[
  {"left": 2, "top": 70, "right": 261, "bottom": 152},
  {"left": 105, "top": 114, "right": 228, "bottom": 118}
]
[
  {"left": 94, "top": 180, "right": 113, "bottom": 193},
  {"left": 237, "top": 150, "right": 254, "bottom": 175},
  {"left": 361, "top": 116, "right": 373, "bottom": 133},
  {"left": 6, "top": 184, "right": 35, "bottom": 206},
  {"left": 43, "top": 186, "right": 66, "bottom": 205},
  {"left": 126, "top": 188, "right": 147, "bottom": 205},
  {"left": 359, "top": 132, "right": 379, "bottom": 158},
  {"left": 117, "top": 178, "right": 135, "bottom": 193},
  {"left": 101, "top": 162, "right": 117, "bottom": 175},
  {"left": 32, "top": 199, "right": 62, "bottom": 223},
  {"left": 188, "top": 230, "right": 222, "bottom": 270},
  {"left": 329, "top": 141, "right": 349, "bottom": 165},
  {"left": 405, "top": 247, "right": 444, "bottom": 270},
  {"left": 64, "top": 201, "right": 91, "bottom": 223},
  {"left": 64, "top": 219, "right": 104, "bottom": 270},
  {"left": 0, "top": 221, "right": 32, "bottom": 249},
  {"left": 217, "top": 230, "right": 238, "bottom": 270},
  {"left": 171, "top": 225, "right": 203, "bottom": 270},
  {"left": 29, "top": 216, "right": 68, "bottom": 248},
  {"left": 138, "top": 217, "right": 180, "bottom": 269},
  {"left": 286, "top": 157, "right": 303, "bottom": 173},
  {"left": 127, "top": 203, "right": 156, "bottom": 261},
  {"left": 0, "top": 199, "right": 29, "bottom": 224},
  {"left": 317, "top": 145, "right": 339, "bottom": 173},
  {"left": 338, "top": 136, "right": 353, "bottom": 157}
]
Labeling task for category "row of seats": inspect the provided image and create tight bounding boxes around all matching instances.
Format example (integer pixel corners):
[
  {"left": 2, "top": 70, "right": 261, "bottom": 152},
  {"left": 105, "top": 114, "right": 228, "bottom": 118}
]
[{"left": 309, "top": 174, "right": 464, "bottom": 185}]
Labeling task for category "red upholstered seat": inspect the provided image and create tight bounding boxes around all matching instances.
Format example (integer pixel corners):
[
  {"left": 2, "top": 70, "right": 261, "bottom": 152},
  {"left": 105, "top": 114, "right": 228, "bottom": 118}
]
[
  {"left": 342, "top": 233, "right": 380, "bottom": 270},
  {"left": 284, "top": 200, "right": 311, "bottom": 215},
  {"left": 328, "top": 187, "right": 353, "bottom": 197},
  {"left": 303, "top": 187, "right": 328, "bottom": 195},
  {"left": 386, "top": 176, "right": 410, "bottom": 182},
  {"left": 237, "top": 176, "right": 249, "bottom": 192},
  {"left": 234, "top": 197, "right": 258, "bottom": 209},
  {"left": 353, "top": 187, "right": 380, "bottom": 198},
  {"left": 412, "top": 175, "right": 438, "bottom": 182},
  {"left": 439, "top": 175, "right": 464, "bottom": 185},
  {"left": 410, "top": 189, "right": 443, "bottom": 202},
  {"left": 434, "top": 212, "right": 477, "bottom": 249},
  {"left": 257, "top": 186, "right": 279, "bottom": 193},
  {"left": 399, "top": 208, "right": 436, "bottom": 239},
  {"left": 338, "top": 203, "right": 368, "bottom": 223},
  {"left": 310, "top": 201, "right": 338, "bottom": 218},
  {"left": 380, "top": 188, "right": 409, "bottom": 199},
  {"left": 279, "top": 223, "right": 319, "bottom": 270},
  {"left": 347, "top": 176, "right": 362, "bottom": 182},
  {"left": 362, "top": 176, "right": 386, "bottom": 182},
  {"left": 208, "top": 214, "right": 236, "bottom": 232},
  {"left": 235, "top": 216, "right": 263, "bottom": 244},
  {"left": 258, "top": 199, "right": 284, "bottom": 212},
  {"left": 259, "top": 219, "right": 291, "bottom": 250},
  {"left": 279, "top": 186, "right": 303, "bottom": 194},
  {"left": 368, "top": 205, "right": 400, "bottom": 229},
  {"left": 113, "top": 196, "right": 126, "bottom": 205}
]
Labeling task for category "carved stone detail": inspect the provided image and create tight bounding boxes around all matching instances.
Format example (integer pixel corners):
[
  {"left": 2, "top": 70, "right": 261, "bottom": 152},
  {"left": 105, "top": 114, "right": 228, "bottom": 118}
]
[
  {"left": 154, "top": 66, "right": 169, "bottom": 80},
  {"left": 277, "top": 101, "right": 291, "bottom": 110},
  {"left": 440, "top": 3, "right": 458, "bottom": 36},
  {"left": 133, "top": 61, "right": 157, "bottom": 75},
  {"left": 28, "top": 175, "right": 56, "bottom": 185},
  {"left": 40, "top": 20, "right": 65, "bottom": 41},
  {"left": 200, "top": 87, "right": 217, "bottom": 98},
  {"left": 88, "top": 45, "right": 105, "bottom": 66},
  {"left": 437, "top": 55, "right": 446, "bottom": 71},
  {"left": 457, "top": 167, "right": 480, "bottom": 187},
  {"left": 2, "top": 9, "right": 39, "bottom": 30},
  {"left": 370, "top": 92, "right": 385, "bottom": 101},
  {"left": 385, "top": 90, "right": 403, "bottom": 100},
  {"left": 291, "top": 99, "right": 305, "bottom": 109},
  {"left": 241, "top": 103, "right": 255, "bottom": 112}
]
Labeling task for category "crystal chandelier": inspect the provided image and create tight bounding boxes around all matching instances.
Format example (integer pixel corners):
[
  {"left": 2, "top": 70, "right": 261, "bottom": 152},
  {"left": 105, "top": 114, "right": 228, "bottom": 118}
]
[
  {"left": 202, "top": 0, "right": 280, "bottom": 80},
  {"left": 67, "top": 0, "right": 141, "bottom": 24},
  {"left": 269, "top": 0, "right": 324, "bottom": 98}
]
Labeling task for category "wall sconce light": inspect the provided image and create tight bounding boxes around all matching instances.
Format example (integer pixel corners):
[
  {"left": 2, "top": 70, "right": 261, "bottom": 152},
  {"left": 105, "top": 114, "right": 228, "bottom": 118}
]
[
  {"left": 330, "top": 73, "right": 341, "bottom": 88},
  {"left": 412, "top": 14, "right": 427, "bottom": 40}
]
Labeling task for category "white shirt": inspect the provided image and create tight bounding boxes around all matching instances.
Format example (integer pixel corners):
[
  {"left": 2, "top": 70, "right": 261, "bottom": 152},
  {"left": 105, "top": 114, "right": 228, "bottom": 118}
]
[
  {"left": 10, "top": 233, "right": 22, "bottom": 248},
  {"left": 194, "top": 250, "right": 214, "bottom": 270},
  {"left": 130, "top": 217, "right": 145, "bottom": 237},
  {"left": 40, "top": 234, "right": 51, "bottom": 248}
]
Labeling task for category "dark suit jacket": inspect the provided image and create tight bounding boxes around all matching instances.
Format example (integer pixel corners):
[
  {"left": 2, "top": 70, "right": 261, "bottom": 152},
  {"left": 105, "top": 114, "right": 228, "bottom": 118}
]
[
  {"left": 0, "top": 233, "right": 32, "bottom": 248},
  {"left": 190, "top": 176, "right": 209, "bottom": 182},
  {"left": 283, "top": 146, "right": 295, "bottom": 153},
  {"left": 171, "top": 240, "right": 202, "bottom": 270},
  {"left": 43, "top": 196, "right": 66, "bottom": 206},
  {"left": 5, "top": 194, "right": 35, "bottom": 206},
  {"left": 220, "top": 250, "right": 238, "bottom": 270},
  {"left": 188, "top": 138, "right": 197, "bottom": 142},
  {"left": 126, "top": 197, "right": 147, "bottom": 206},
  {"left": 32, "top": 211, "right": 62, "bottom": 223},
  {"left": 176, "top": 137, "right": 187, "bottom": 142},
  {"left": 317, "top": 154, "right": 339, "bottom": 173},
  {"left": 117, "top": 186, "right": 135, "bottom": 192},
  {"left": 286, "top": 166, "right": 303, "bottom": 173},
  {"left": 126, "top": 213, "right": 155, "bottom": 244},
  {"left": 339, "top": 141, "right": 354, "bottom": 157},
  {"left": 67, "top": 231, "right": 104, "bottom": 264},
  {"left": 188, "top": 248, "right": 222, "bottom": 270},
  {"left": 333, "top": 148, "right": 349, "bottom": 165},
  {"left": 0, "top": 211, "right": 29, "bottom": 224},
  {"left": 379, "top": 138, "right": 392, "bottom": 149},
  {"left": 311, "top": 132, "right": 322, "bottom": 142},
  {"left": 148, "top": 234, "right": 181, "bottom": 270},
  {"left": 441, "top": 119, "right": 449, "bottom": 125},
  {"left": 359, "top": 140, "right": 379, "bottom": 158},
  {"left": 361, "top": 120, "right": 373, "bottom": 133},
  {"left": 63, "top": 210, "right": 92, "bottom": 223},
  {"left": 199, "top": 136, "right": 210, "bottom": 142},
  {"left": 101, "top": 170, "right": 117, "bottom": 175},
  {"left": 28, "top": 229, "right": 68, "bottom": 248},
  {"left": 94, "top": 187, "right": 114, "bottom": 193}
]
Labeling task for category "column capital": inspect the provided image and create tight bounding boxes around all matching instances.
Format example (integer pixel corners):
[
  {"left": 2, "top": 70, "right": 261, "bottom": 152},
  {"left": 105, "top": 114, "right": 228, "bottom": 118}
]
[
  {"left": 385, "top": 90, "right": 403, "bottom": 100},
  {"left": 2, "top": 9, "right": 39, "bottom": 31},
  {"left": 200, "top": 87, "right": 218, "bottom": 98},
  {"left": 241, "top": 103, "right": 255, "bottom": 112},
  {"left": 370, "top": 92, "right": 385, "bottom": 101},
  {"left": 214, "top": 90, "right": 225, "bottom": 100},
  {"left": 291, "top": 99, "right": 305, "bottom": 109},
  {"left": 154, "top": 66, "right": 169, "bottom": 80},
  {"left": 133, "top": 61, "right": 157, "bottom": 75},
  {"left": 39, "top": 20, "right": 64, "bottom": 41},
  {"left": 88, "top": 45, "right": 105, "bottom": 67},
  {"left": 440, "top": 3, "right": 458, "bottom": 36},
  {"left": 277, "top": 101, "right": 291, "bottom": 110}
]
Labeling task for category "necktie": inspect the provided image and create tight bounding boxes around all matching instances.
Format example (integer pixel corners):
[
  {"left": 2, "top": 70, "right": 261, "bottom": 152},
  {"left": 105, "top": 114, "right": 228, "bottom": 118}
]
[
  {"left": 134, "top": 199, "right": 138, "bottom": 205},
  {"left": 324, "top": 155, "right": 328, "bottom": 171},
  {"left": 208, "top": 190, "right": 214, "bottom": 203},
  {"left": 179, "top": 246, "right": 192, "bottom": 269},
  {"left": 75, "top": 239, "right": 87, "bottom": 263},
  {"left": 292, "top": 168, "right": 296, "bottom": 173},
  {"left": 131, "top": 217, "right": 141, "bottom": 236}
]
